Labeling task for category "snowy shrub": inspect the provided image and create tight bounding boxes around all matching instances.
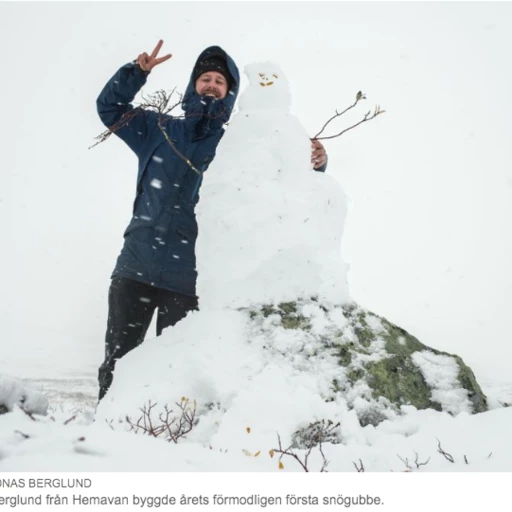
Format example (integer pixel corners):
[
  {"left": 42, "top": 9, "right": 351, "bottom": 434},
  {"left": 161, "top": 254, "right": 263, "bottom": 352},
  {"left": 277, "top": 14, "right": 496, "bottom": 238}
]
[
  {"left": 125, "top": 398, "right": 197, "bottom": 443},
  {"left": 291, "top": 419, "right": 341, "bottom": 449}
]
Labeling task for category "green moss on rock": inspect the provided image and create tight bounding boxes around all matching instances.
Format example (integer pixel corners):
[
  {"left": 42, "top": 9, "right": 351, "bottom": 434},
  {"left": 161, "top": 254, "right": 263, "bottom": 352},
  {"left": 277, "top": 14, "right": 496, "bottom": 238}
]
[
  {"left": 251, "top": 301, "right": 310, "bottom": 330},
  {"left": 333, "top": 344, "right": 353, "bottom": 366},
  {"left": 278, "top": 302, "right": 297, "bottom": 315},
  {"left": 347, "top": 368, "right": 365, "bottom": 383},
  {"left": 248, "top": 299, "right": 488, "bottom": 424},
  {"left": 380, "top": 320, "right": 425, "bottom": 356},
  {"left": 261, "top": 305, "right": 276, "bottom": 317},
  {"left": 365, "top": 356, "right": 442, "bottom": 411},
  {"left": 331, "top": 379, "right": 342, "bottom": 393},
  {"left": 455, "top": 358, "right": 488, "bottom": 413}
]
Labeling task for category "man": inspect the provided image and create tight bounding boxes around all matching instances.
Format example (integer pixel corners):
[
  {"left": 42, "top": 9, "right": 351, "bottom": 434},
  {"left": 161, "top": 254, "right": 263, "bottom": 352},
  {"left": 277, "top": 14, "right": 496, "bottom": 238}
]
[{"left": 96, "top": 41, "right": 327, "bottom": 400}]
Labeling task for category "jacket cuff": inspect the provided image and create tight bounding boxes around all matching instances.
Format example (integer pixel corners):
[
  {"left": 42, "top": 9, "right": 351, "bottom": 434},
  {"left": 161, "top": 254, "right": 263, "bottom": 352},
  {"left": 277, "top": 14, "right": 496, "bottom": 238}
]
[
  {"left": 314, "top": 155, "right": 328, "bottom": 173},
  {"left": 132, "top": 60, "right": 151, "bottom": 77}
]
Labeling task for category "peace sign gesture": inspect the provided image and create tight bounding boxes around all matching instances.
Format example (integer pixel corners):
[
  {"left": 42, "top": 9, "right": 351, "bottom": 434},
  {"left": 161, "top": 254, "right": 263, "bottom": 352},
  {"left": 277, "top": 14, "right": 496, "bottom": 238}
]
[{"left": 137, "top": 40, "right": 172, "bottom": 72}]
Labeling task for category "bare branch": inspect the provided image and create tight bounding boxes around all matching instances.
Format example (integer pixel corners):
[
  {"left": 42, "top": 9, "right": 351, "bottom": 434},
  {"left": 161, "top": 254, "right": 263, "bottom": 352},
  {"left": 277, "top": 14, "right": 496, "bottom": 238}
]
[
  {"left": 314, "top": 91, "right": 365, "bottom": 139},
  {"left": 20, "top": 408, "right": 37, "bottom": 421},
  {"left": 318, "top": 444, "right": 330, "bottom": 472},
  {"left": 312, "top": 91, "right": 384, "bottom": 142},
  {"left": 125, "top": 398, "right": 197, "bottom": 443},
  {"left": 397, "top": 452, "right": 430, "bottom": 471},
  {"left": 14, "top": 430, "right": 30, "bottom": 439},
  {"left": 292, "top": 419, "right": 340, "bottom": 449},
  {"left": 63, "top": 414, "right": 77, "bottom": 426},
  {"left": 273, "top": 433, "right": 310, "bottom": 472},
  {"left": 273, "top": 431, "right": 332, "bottom": 472},
  {"left": 157, "top": 121, "right": 202, "bottom": 176},
  {"left": 315, "top": 105, "right": 385, "bottom": 141},
  {"left": 397, "top": 454, "right": 412, "bottom": 471},
  {"left": 353, "top": 458, "right": 365, "bottom": 472},
  {"left": 89, "top": 88, "right": 184, "bottom": 150},
  {"left": 90, "top": 88, "right": 208, "bottom": 179},
  {"left": 88, "top": 108, "right": 145, "bottom": 149},
  {"left": 436, "top": 438, "right": 455, "bottom": 463},
  {"left": 414, "top": 451, "right": 430, "bottom": 468},
  {"left": 162, "top": 399, "right": 196, "bottom": 443},
  {"left": 140, "top": 88, "right": 182, "bottom": 116}
]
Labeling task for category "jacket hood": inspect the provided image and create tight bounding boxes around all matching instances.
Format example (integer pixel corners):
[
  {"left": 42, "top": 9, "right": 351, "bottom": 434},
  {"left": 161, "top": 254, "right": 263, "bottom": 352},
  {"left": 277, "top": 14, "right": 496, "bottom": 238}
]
[{"left": 182, "top": 46, "right": 240, "bottom": 124}]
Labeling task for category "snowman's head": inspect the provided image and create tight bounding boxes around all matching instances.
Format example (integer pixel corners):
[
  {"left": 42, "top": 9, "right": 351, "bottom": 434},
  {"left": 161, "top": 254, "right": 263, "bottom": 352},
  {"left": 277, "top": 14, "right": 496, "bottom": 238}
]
[{"left": 239, "top": 62, "right": 292, "bottom": 112}]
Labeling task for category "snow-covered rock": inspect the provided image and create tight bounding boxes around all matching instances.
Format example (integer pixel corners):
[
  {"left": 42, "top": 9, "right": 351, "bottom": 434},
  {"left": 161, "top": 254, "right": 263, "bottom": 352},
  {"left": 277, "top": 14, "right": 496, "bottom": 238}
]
[
  {"left": 0, "top": 375, "right": 49, "bottom": 416},
  {"left": 95, "top": 298, "right": 487, "bottom": 448}
]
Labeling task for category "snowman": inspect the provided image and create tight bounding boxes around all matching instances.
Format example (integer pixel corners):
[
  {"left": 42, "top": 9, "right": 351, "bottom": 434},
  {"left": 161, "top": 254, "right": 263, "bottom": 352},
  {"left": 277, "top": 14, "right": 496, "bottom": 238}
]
[{"left": 196, "top": 62, "right": 350, "bottom": 309}]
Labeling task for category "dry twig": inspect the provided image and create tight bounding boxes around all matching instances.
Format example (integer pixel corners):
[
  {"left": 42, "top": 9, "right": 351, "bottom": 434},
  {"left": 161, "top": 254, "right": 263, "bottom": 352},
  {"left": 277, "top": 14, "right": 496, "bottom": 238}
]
[
  {"left": 397, "top": 454, "right": 412, "bottom": 471},
  {"left": 318, "top": 444, "right": 329, "bottom": 472},
  {"left": 90, "top": 89, "right": 223, "bottom": 178},
  {"left": 63, "top": 414, "right": 77, "bottom": 426},
  {"left": 20, "top": 408, "right": 37, "bottom": 421},
  {"left": 414, "top": 451, "right": 431, "bottom": 468},
  {"left": 89, "top": 88, "right": 183, "bottom": 149},
  {"left": 397, "top": 452, "right": 430, "bottom": 471},
  {"left": 126, "top": 398, "right": 197, "bottom": 444},
  {"left": 436, "top": 438, "right": 455, "bottom": 463},
  {"left": 14, "top": 430, "right": 30, "bottom": 439},
  {"left": 273, "top": 432, "right": 330, "bottom": 472},
  {"left": 313, "top": 91, "right": 385, "bottom": 141},
  {"left": 353, "top": 458, "right": 365, "bottom": 472}
]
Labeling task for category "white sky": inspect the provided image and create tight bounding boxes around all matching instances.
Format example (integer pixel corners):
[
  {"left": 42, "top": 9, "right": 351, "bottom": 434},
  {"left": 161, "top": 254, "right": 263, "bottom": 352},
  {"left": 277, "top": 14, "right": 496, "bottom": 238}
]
[{"left": 1, "top": 1, "right": 511, "bottom": 386}]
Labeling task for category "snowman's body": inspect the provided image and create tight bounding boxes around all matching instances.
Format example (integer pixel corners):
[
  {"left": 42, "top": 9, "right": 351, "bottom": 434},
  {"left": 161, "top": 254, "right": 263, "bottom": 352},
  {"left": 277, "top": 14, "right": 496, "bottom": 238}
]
[{"left": 196, "top": 62, "right": 349, "bottom": 308}]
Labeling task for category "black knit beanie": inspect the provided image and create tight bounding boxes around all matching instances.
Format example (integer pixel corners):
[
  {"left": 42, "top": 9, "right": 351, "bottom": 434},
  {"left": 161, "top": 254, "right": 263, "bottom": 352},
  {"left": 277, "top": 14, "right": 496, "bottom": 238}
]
[{"left": 193, "top": 56, "right": 234, "bottom": 90}]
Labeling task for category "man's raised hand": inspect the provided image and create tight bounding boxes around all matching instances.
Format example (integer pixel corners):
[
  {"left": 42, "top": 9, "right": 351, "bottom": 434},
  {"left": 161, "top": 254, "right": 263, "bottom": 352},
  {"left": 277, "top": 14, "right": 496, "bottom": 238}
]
[{"left": 137, "top": 40, "right": 172, "bottom": 72}]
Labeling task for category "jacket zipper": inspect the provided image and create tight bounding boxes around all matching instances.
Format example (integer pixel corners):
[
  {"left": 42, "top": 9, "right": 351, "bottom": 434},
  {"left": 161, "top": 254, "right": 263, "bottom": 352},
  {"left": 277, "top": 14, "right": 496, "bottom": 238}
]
[{"left": 191, "top": 172, "right": 203, "bottom": 201}]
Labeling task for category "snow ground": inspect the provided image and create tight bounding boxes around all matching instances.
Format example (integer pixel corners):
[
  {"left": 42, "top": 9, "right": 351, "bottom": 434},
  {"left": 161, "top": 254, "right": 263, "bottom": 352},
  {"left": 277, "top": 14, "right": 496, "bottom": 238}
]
[{"left": 0, "top": 351, "right": 510, "bottom": 474}]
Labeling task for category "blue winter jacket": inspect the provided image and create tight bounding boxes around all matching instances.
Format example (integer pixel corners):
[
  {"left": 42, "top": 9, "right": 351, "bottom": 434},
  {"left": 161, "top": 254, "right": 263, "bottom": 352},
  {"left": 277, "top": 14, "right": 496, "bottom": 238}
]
[{"left": 97, "top": 46, "right": 240, "bottom": 297}]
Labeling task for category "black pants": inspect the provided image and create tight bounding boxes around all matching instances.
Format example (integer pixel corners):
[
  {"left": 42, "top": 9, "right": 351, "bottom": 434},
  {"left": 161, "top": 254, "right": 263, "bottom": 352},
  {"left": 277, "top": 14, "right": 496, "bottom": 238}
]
[{"left": 97, "top": 276, "right": 198, "bottom": 400}]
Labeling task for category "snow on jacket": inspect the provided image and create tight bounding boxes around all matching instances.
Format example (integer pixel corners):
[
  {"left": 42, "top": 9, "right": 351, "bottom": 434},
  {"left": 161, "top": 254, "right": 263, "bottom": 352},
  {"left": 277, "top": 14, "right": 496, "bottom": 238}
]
[{"left": 97, "top": 47, "right": 240, "bottom": 297}]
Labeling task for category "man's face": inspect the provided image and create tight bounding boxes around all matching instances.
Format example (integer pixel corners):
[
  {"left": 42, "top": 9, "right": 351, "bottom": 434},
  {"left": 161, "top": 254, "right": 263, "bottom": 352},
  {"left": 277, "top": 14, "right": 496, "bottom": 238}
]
[{"left": 195, "top": 71, "right": 228, "bottom": 100}]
